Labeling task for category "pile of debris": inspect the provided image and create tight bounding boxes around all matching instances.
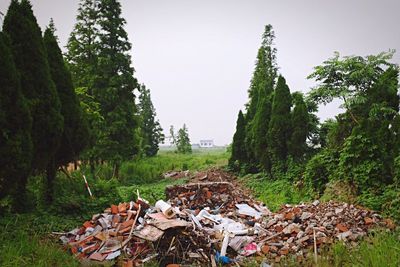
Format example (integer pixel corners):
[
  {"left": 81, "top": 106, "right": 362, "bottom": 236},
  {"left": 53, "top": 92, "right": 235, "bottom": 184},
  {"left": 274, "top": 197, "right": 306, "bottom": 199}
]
[{"left": 59, "top": 170, "right": 395, "bottom": 266}]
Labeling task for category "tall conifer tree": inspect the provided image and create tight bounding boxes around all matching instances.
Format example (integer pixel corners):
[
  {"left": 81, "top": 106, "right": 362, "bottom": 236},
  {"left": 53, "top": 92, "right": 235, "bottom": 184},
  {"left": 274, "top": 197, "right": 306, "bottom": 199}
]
[
  {"left": 3, "top": 0, "right": 63, "bottom": 175},
  {"left": 268, "top": 75, "right": 292, "bottom": 173},
  {"left": 43, "top": 21, "right": 89, "bottom": 202},
  {"left": 245, "top": 25, "right": 277, "bottom": 167},
  {"left": 0, "top": 32, "right": 32, "bottom": 207},
  {"left": 176, "top": 124, "right": 192, "bottom": 154},
  {"left": 66, "top": 0, "right": 100, "bottom": 91},
  {"left": 138, "top": 84, "right": 164, "bottom": 157},
  {"left": 253, "top": 89, "right": 273, "bottom": 172},
  {"left": 229, "top": 110, "right": 247, "bottom": 169},
  {"left": 95, "top": 0, "right": 140, "bottom": 177},
  {"left": 66, "top": 0, "right": 101, "bottom": 169},
  {"left": 288, "top": 92, "right": 309, "bottom": 161}
]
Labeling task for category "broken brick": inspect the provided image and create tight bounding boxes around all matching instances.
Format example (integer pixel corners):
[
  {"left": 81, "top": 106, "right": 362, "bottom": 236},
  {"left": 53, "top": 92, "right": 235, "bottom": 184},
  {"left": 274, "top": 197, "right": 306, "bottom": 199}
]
[{"left": 111, "top": 205, "right": 118, "bottom": 214}]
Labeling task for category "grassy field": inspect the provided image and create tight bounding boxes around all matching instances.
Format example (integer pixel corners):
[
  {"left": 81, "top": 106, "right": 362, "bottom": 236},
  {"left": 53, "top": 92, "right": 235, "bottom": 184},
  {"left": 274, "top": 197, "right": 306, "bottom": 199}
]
[
  {"left": 1, "top": 148, "right": 399, "bottom": 266},
  {"left": 0, "top": 149, "right": 229, "bottom": 267}
]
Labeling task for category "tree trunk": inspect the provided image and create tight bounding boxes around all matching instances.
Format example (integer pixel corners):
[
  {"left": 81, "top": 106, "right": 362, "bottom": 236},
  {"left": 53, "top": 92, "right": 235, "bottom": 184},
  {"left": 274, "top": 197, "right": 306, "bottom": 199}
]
[
  {"left": 90, "top": 158, "right": 95, "bottom": 179},
  {"left": 113, "top": 162, "right": 120, "bottom": 179},
  {"left": 45, "top": 158, "right": 56, "bottom": 204},
  {"left": 13, "top": 175, "right": 29, "bottom": 213}
]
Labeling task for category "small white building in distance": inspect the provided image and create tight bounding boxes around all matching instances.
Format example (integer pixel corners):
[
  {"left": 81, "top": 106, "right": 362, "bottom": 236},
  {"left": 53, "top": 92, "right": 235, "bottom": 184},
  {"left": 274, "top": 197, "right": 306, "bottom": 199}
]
[{"left": 199, "top": 139, "right": 214, "bottom": 148}]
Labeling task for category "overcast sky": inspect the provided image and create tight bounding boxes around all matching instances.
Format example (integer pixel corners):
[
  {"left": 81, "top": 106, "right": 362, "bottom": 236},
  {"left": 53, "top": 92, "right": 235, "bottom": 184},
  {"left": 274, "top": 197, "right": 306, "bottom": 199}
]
[{"left": 1, "top": 0, "right": 399, "bottom": 145}]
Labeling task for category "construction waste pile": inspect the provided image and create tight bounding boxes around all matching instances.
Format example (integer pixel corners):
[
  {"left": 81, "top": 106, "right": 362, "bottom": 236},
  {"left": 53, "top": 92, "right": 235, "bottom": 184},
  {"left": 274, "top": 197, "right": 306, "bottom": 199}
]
[{"left": 59, "top": 170, "right": 395, "bottom": 266}]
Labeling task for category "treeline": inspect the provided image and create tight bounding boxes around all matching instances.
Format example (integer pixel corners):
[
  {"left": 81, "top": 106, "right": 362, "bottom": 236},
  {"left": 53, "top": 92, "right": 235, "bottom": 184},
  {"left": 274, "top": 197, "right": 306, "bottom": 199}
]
[
  {"left": 230, "top": 25, "right": 315, "bottom": 176},
  {"left": 230, "top": 25, "right": 400, "bottom": 209},
  {"left": 0, "top": 0, "right": 163, "bottom": 209}
]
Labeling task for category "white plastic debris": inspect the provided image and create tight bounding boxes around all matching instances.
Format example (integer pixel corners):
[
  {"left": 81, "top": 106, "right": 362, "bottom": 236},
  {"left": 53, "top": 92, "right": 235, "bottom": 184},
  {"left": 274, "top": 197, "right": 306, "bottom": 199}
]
[
  {"left": 235, "top": 203, "right": 262, "bottom": 219},
  {"left": 155, "top": 200, "right": 176, "bottom": 219},
  {"left": 105, "top": 250, "right": 121, "bottom": 260}
]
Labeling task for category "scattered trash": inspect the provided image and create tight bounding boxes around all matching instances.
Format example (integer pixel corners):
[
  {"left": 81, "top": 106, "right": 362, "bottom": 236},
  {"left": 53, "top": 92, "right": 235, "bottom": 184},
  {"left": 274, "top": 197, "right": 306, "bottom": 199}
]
[
  {"left": 60, "top": 169, "right": 396, "bottom": 266},
  {"left": 155, "top": 200, "right": 176, "bottom": 219}
]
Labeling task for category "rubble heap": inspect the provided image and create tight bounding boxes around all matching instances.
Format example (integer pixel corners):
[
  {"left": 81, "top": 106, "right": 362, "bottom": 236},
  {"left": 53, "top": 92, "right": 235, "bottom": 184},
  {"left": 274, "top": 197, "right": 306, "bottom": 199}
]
[{"left": 59, "top": 170, "right": 395, "bottom": 266}]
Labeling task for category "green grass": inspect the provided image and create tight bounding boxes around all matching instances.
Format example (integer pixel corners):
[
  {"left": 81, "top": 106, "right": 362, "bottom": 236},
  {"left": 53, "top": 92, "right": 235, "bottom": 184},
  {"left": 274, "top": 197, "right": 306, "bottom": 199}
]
[
  {"left": 119, "top": 149, "right": 229, "bottom": 184},
  {"left": 0, "top": 214, "right": 80, "bottom": 267},
  {"left": 117, "top": 177, "right": 188, "bottom": 204},
  {"left": 2, "top": 149, "right": 399, "bottom": 267},
  {"left": 239, "top": 173, "right": 312, "bottom": 212},
  {"left": 0, "top": 149, "right": 229, "bottom": 266}
]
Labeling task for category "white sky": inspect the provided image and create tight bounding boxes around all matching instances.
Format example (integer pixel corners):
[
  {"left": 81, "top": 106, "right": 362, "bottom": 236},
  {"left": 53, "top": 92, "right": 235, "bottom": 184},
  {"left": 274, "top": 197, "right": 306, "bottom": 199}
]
[{"left": 1, "top": 0, "right": 399, "bottom": 145}]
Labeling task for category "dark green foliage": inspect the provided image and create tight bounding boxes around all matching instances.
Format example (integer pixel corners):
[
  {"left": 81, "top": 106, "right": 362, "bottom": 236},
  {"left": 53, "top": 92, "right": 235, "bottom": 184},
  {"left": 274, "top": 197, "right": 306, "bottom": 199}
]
[
  {"left": 138, "top": 84, "right": 164, "bottom": 157},
  {"left": 229, "top": 110, "right": 247, "bottom": 169},
  {"left": 66, "top": 0, "right": 102, "bottom": 166},
  {"left": 317, "top": 119, "right": 336, "bottom": 148},
  {"left": 94, "top": 0, "right": 140, "bottom": 176},
  {"left": 66, "top": 0, "right": 100, "bottom": 91},
  {"left": 176, "top": 124, "right": 192, "bottom": 154},
  {"left": 253, "top": 92, "right": 272, "bottom": 172},
  {"left": 304, "top": 149, "right": 339, "bottom": 194},
  {"left": 0, "top": 32, "right": 33, "bottom": 205},
  {"left": 306, "top": 52, "right": 400, "bottom": 215},
  {"left": 268, "top": 75, "right": 292, "bottom": 173},
  {"left": 244, "top": 25, "right": 277, "bottom": 166},
  {"left": 288, "top": 92, "right": 308, "bottom": 160},
  {"left": 308, "top": 50, "right": 395, "bottom": 125},
  {"left": 3, "top": 0, "right": 63, "bottom": 208},
  {"left": 337, "top": 68, "right": 399, "bottom": 190},
  {"left": 43, "top": 22, "right": 89, "bottom": 202},
  {"left": 3, "top": 0, "right": 64, "bottom": 171}
]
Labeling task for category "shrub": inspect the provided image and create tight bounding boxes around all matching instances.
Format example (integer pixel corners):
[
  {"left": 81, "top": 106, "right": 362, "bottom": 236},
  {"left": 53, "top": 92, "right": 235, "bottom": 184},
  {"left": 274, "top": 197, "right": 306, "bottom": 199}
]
[{"left": 303, "top": 149, "right": 338, "bottom": 194}]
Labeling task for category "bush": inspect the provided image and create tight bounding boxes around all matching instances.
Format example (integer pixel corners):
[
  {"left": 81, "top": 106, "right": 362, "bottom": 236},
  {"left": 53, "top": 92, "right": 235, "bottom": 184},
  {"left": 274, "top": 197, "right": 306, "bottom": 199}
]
[
  {"left": 303, "top": 149, "right": 338, "bottom": 195},
  {"left": 358, "top": 185, "right": 400, "bottom": 221}
]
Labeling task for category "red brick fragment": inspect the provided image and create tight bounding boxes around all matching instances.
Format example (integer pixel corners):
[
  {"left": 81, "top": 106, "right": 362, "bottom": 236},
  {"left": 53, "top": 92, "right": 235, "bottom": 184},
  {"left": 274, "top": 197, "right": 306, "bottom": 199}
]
[
  {"left": 261, "top": 245, "right": 270, "bottom": 254},
  {"left": 111, "top": 204, "right": 118, "bottom": 214},
  {"left": 83, "top": 221, "right": 93, "bottom": 228},
  {"left": 118, "top": 203, "right": 127, "bottom": 213},
  {"left": 123, "top": 260, "right": 134, "bottom": 267},
  {"left": 89, "top": 252, "right": 107, "bottom": 261},
  {"left": 336, "top": 223, "right": 349, "bottom": 232},
  {"left": 120, "top": 219, "right": 134, "bottom": 229},
  {"left": 364, "top": 217, "right": 373, "bottom": 225},
  {"left": 284, "top": 212, "right": 294, "bottom": 220},
  {"left": 280, "top": 248, "right": 289, "bottom": 255}
]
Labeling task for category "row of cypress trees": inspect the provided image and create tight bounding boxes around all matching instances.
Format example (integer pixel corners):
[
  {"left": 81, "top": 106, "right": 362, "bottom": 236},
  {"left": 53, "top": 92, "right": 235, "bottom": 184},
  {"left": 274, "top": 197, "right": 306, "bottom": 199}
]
[
  {"left": 0, "top": 0, "right": 163, "bottom": 209},
  {"left": 0, "top": 0, "right": 88, "bottom": 207},
  {"left": 230, "top": 25, "right": 311, "bottom": 176}
]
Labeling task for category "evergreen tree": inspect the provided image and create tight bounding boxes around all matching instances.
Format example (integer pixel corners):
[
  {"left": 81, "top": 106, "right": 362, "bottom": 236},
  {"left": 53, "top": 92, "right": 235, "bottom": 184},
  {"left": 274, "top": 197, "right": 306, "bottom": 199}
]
[
  {"left": 176, "top": 124, "right": 192, "bottom": 154},
  {"left": 66, "top": 0, "right": 101, "bottom": 169},
  {"left": 288, "top": 92, "right": 309, "bottom": 160},
  {"left": 229, "top": 110, "right": 247, "bottom": 169},
  {"left": 245, "top": 48, "right": 267, "bottom": 163},
  {"left": 169, "top": 125, "right": 176, "bottom": 145},
  {"left": 43, "top": 21, "right": 89, "bottom": 202},
  {"left": 138, "top": 84, "right": 164, "bottom": 157},
  {"left": 0, "top": 32, "right": 33, "bottom": 207},
  {"left": 66, "top": 0, "right": 100, "bottom": 91},
  {"left": 253, "top": 91, "right": 272, "bottom": 172},
  {"left": 3, "top": 1, "right": 63, "bottom": 182},
  {"left": 244, "top": 24, "right": 277, "bottom": 166},
  {"left": 268, "top": 75, "right": 292, "bottom": 173},
  {"left": 95, "top": 0, "right": 140, "bottom": 177}
]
